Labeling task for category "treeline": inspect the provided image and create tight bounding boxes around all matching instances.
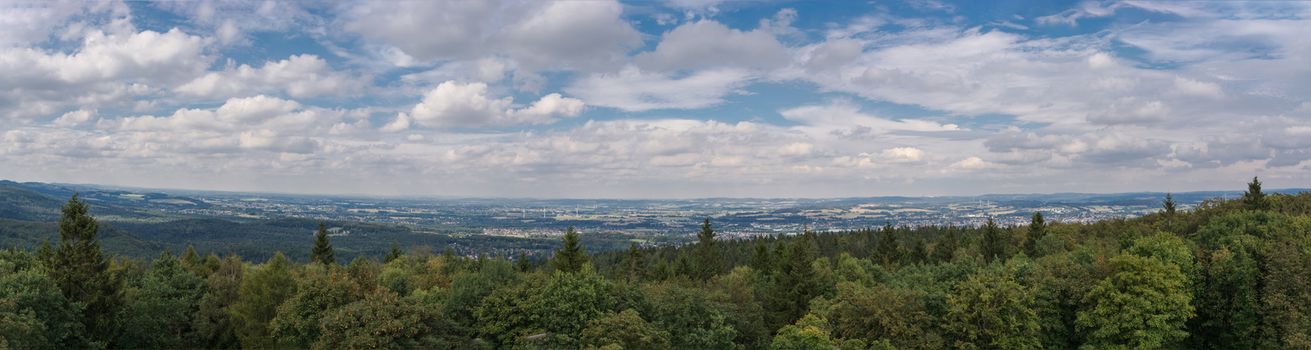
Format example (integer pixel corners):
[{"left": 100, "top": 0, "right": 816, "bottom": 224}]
[{"left": 3, "top": 178, "right": 1310, "bottom": 349}]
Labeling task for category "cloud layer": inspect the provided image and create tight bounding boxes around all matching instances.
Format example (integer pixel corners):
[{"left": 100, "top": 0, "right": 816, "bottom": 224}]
[{"left": 2, "top": 1, "right": 1310, "bottom": 198}]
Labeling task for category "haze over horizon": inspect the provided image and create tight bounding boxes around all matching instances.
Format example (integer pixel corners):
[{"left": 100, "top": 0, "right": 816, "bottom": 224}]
[{"left": 3, "top": 1, "right": 1310, "bottom": 198}]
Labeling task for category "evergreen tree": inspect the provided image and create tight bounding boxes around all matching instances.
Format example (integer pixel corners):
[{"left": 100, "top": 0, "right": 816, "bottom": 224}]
[
  {"left": 981, "top": 217, "right": 1006, "bottom": 263},
  {"left": 874, "top": 224, "right": 901, "bottom": 266},
  {"left": 552, "top": 226, "right": 587, "bottom": 273},
  {"left": 48, "top": 194, "right": 122, "bottom": 345},
  {"left": 625, "top": 243, "right": 646, "bottom": 281},
  {"left": 932, "top": 229, "right": 959, "bottom": 262},
  {"left": 693, "top": 218, "right": 722, "bottom": 280},
  {"left": 770, "top": 230, "right": 820, "bottom": 327},
  {"left": 310, "top": 222, "right": 335, "bottom": 265},
  {"left": 1163, "top": 193, "right": 1177, "bottom": 216},
  {"left": 515, "top": 252, "right": 531, "bottom": 272},
  {"left": 384, "top": 242, "right": 403, "bottom": 263},
  {"left": 1024, "top": 212, "right": 1046, "bottom": 257},
  {"left": 1243, "top": 176, "right": 1268, "bottom": 210},
  {"left": 908, "top": 239, "right": 928, "bottom": 264},
  {"left": 750, "top": 241, "right": 774, "bottom": 275}
]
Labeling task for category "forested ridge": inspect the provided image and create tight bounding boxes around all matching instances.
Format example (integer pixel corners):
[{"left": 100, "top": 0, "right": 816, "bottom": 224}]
[{"left": 3, "top": 177, "right": 1310, "bottom": 349}]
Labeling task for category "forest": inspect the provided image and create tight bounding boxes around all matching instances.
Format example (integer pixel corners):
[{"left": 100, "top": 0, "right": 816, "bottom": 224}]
[{"left": 2, "top": 177, "right": 1310, "bottom": 349}]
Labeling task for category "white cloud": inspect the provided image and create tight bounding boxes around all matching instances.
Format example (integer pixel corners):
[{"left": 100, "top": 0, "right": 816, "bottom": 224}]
[
  {"left": 52, "top": 109, "right": 96, "bottom": 127},
  {"left": 635, "top": 20, "right": 790, "bottom": 72},
  {"left": 568, "top": 67, "right": 752, "bottom": 111},
  {"left": 949, "top": 156, "right": 1001, "bottom": 170},
  {"left": 400, "top": 81, "right": 584, "bottom": 129},
  {"left": 177, "top": 55, "right": 363, "bottom": 99},
  {"left": 342, "top": 0, "right": 639, "bottom": 71}
]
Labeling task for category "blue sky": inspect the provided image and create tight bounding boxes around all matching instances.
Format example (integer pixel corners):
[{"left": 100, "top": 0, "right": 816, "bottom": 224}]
[{"left": 1, "top": 0, "right": 1309, "bottom": 198}]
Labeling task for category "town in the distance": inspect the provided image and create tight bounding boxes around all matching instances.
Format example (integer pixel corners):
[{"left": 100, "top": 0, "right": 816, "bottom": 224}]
[{"left": 1, "top": 178, "right": 1293, "bottom": 261}]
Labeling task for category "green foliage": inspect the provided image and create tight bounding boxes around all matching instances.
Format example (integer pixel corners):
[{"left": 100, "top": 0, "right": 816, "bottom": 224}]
[
  {"left": 47, "top": 195, "right": 122, "bottom": 344},
  {"left": 771, "top": 313, "right": 838, "bottom": 350},
  {"left": 310, "top": 222, "right": 335, "bottom": 265},
  {"left": 1244, "top": 176, "right": 1268, "bottom": 210},
  {"left": 191, "top": 254, "right": 243, "bottom": 349},
  {"left": 980, "top": 217, "right": 1007, "bottom": 263},
  {"left": 315, "top": 289, "right": 464, "bottom": 349},
  {"left": 1078, "top": 253, "right": 1193, "bottom": 350},
  {"left": 0, "top": 266, "right": 90, "bottom": 349},
  {"left": 1024, "top": 212, "right": 1046, "bottom": 257},
  {"left": 580, "top": 309, "right": 671, "bottom": 350},
  {"left": 826, "top": 281, "right": 940, "bottom": 349},
  {"left": 642, "top": 282, "right": 737, "bottom": 349},
  {"left": 944, "top": 268, "right": 1041, "bottom": 349},
  {"left": 229, "top": 252, "right": 298, "bottom": 349},
  {"left": 553, "top": 226, "right": 587, "bottom": 273},
  {"left": 269, "top": 265, "right": 361, "bottom": 348},
  {"left": 113, "top": 252, "right": 207, "bottom": 349},
  {"left": 694, "top": 218, "right": 722, "bottom": 280}
]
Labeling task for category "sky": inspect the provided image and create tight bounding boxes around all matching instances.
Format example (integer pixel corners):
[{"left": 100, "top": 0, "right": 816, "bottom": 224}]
[{"left": 1, "top": 0, "right": 1309, "bottom": 198}]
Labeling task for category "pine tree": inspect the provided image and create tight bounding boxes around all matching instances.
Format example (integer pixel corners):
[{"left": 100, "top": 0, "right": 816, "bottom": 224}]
[
  {"left": 1163, "top": 193, "right": 1177, "bottom": 216},
  {"left": 981, "top": 217, "right": 1006, "bottom": 263},
  {"left": 310, "top": 223, "right": 335, "bottom": 265},
  {"left": 1024, "top": 212, "right": 1046, "bottom": 257},
  {"left": 48, "top": 194, "right": 122, "bottom": 345},
  {"left": 626, "top": 243, "right": 646, "bottom": 281},
  {"left": 1243, "top": 176, "right": 1268, "bottom": 210},
  {"left": 553, "top": 226, "right": 587, "bottom": 273},
  {"left": 932, "top": 229, "right": 959, "bottom": 262},
  {"left": 384, "top": 242, "right": 403, "bottom": 263},
  {"left": 515, "top": 251, "right": 532, "bottom": 272},
  {"left": 693, "top": 218, "right": 721, "bottom": 280},
  {"left": 875, "top": 224, "right": 901, "bottom": 266},
  {"left": 751, "top": 241, "right": 774, "bottom": 275},
  {"left": 770, "top": 230, "right": 820, "bottom": 327}
]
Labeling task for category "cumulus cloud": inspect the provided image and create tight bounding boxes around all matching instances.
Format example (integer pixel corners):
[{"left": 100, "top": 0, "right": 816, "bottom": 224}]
[
  {"left": 177, "top": 55, "right": 363, "bottom": 99},
  {"left": 635, "top": 20, "right": 790, "bottom": 72},
  {"left": 397, "top": 81, "right": 584, "bottom": 129}
]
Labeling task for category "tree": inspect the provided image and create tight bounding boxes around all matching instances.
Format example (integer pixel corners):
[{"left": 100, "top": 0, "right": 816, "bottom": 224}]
[
  {"left": 750, "top": 241, "right": 774, "bottom": 275},
  {"left": 310, "top": 223, "right": 335, "bottom": 265},
  {"left": 552, "top": 226, "right": 587, "bottom": 273},
  {"left": 933, "top": 229, "right": 959, "bottom": 262},
  {"left": 771, "top": 313, "right": 838, "bottom": 350},
  {"left": 1024, "top": 212, "right": 1046, "bottom": 257},
  {"left": 693, "top": 218, "right": 722, "bottom": 280},
  {"left": 1162, "top": 193, "right": 1177, "bottom": 216},
  {"left": 1193, "top": 241, "right": 1262, "bottom": 349},
  {"left": 769, "top": 231, "right": 821, "bottom": 327},
  {"left": 945, "top": 270, "right": 1041, "bottom": 350},
  {"left": 1244, "top": 176, "right": 1268, "bottom": 210},
  {"left": 1078, "top": 253, "right": 1193, "bottom": 349},
  {"left": 315, "top": 289, "right": 463, "bottom": 349},
  {"left": 113, "top": 252, "right": 207, "bottom": 349},
  {"left": 981, "top": 217, "right": 1006, "bottom": 263},
  {"left": 269, "top": 266, "right": 360, "bottom": 348},
  {"left": 230, "top": 252, "right": 298, "bottom": 349},
  {"left": 192, "top": 255, "right": 244, "bottom": 349},
  {"left": 874, "top": 224, "right": 901, "bottom": 266},
  {"left": 384, "top": 242, "right": 403, "bottom": 263},
  {"left": 0, "top": 268, "right": 91, "bottom": 349},
  {"left": 580, "top": 309, "right": 671, "bottom": 350},
  {"left": 827, "top": 282, "right": 940, "bottom": 349},
  {"left": 625, "top": 243, "right": 646, "bottom": 281},
  {"left": 47, "top": 194, "right": 121, "bottom": 345},
  {"left": 642, "top": 282, "right": 737, "bottom": 349}
]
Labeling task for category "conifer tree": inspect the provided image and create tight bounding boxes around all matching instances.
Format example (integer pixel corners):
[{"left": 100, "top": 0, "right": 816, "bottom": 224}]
[
  {"left": 1243, "top": 176, "right": 1268, "bottom": 210},
  {"left": 751, "top": 241, "right": 774, "bottom": 275},
  {"left": 693, "top": 218, "right": 721, "bottom": 280},
  {"left": 310, "top": 223, "right": 335, "bottom": 265},
  {"left": 625, "top": 243, "right": 645, "bottom": 281},
  {"left": 48, "top": 194, "right": 122, "bottom": 344},
  {"left": 1024, "top": 212, "right": 1046, "bottom": 257},
  {"left": 981, "top": 217, "right": 1006, "bottom": 263},
  {"left": 515, "top": 251, "right": 532, "bottom": 272},
  {"left": 1163, "top": 193, "right": 1177, "bottom": 216},
  {"left": 874, "top": 224, "right": 900, "bottom": 266},
  {"left": 553, "top": 226, "right": 587, "bottom": 273},
  {"left": 932, "top": 229, "right": 959, "bottom": 262},
  {"left": 384, "top": 242, "right": 402, "bottom": 263}
]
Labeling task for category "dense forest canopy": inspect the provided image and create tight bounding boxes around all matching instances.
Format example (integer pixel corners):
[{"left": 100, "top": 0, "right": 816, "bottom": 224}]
[{"left": 3, "top": 177, "right": 1310, "bottom": 349}]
